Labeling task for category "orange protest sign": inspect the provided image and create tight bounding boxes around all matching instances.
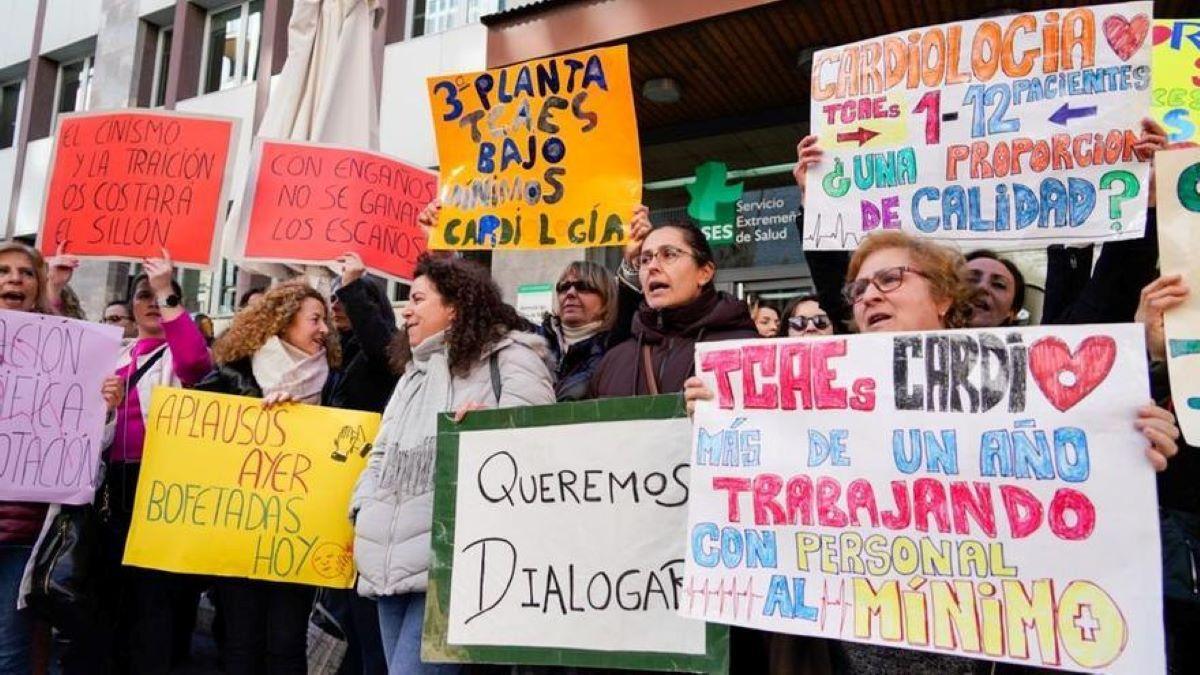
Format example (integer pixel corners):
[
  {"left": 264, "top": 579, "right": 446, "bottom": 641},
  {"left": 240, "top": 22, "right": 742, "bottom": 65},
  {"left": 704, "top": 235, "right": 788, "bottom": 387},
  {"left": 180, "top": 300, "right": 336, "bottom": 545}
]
[
  {"left": 238, "top": 140, "right": 436, "bottom": 281},
  {"left": 38, "top": 110, "right": 237, "bottom": 268},
  {"left": 426, "top": 45, "right": 641, "bottom": 250}
]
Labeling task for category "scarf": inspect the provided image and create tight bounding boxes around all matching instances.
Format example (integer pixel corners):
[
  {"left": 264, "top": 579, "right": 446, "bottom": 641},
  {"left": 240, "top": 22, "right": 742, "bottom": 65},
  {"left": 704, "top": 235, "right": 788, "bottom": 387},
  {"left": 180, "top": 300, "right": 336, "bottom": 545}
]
[
  {"left": 556, "top": 318, "right": 603, "bottom": 351},
  {"left": 251, "top": 335, "right": 330, "bottom": 404},
  {"left": 373, "top": 331, "right": 453, "bottom": 498}
]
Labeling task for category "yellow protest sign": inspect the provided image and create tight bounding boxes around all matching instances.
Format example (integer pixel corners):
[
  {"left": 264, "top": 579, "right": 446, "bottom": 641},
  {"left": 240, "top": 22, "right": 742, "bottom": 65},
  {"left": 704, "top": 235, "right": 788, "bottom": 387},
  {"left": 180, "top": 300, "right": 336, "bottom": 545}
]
[
  {"left": 426, "top": 45, "right": 641, "bottom": 250},
  {"left": 1152, "top": 19, "right": 1200, "bottom": 144},
  {"left": 123, "top": 387, "right": 380, "bottom": 588}
]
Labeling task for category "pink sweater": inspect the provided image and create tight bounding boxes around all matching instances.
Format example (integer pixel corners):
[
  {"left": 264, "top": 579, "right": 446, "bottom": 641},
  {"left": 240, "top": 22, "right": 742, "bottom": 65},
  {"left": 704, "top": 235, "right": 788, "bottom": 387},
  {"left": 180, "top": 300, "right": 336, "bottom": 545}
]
[{"left": 109, "top": 313, "right": 213, "bottom": 463}]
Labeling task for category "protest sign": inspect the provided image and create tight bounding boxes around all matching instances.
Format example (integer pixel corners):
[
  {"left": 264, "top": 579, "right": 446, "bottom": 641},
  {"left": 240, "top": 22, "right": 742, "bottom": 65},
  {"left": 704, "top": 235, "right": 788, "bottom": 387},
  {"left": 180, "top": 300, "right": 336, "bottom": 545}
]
[
  {"left": 1152, "top": 19, "right": 1200, "bottom": 144},
  {"left": 426, "top": 45, "right": 641, "bottom": 251},
  {"left": 805, "top": 2, "right": 1153, "bottom": 251},
  {"left": 423, "top": 396, "right": 727, "bottom": 673},
  {"left": 123, "top": 388, "right": 379, "bottom": 588},
  {"left": 238, "top": 140, "right": 436, "bottom": 281},
  {"left": 38, "top": 110, "right": 237, "bottom": 267},
  {"left": 1155, "top": 147, "right": 1200, "bottom": 443},
  {"left": 0, "top": 311, "right": 120, "bottom": 504},
  {"left": 683, "top": 325, "right": 1164, "bottom": 672}
]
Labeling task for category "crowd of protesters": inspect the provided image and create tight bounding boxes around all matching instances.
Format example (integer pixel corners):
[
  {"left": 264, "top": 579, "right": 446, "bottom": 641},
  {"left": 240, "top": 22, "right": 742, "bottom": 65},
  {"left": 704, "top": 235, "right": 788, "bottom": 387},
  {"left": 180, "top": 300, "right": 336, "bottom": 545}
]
[{"left": 0, "top": 112, "right": 1193, "bottom": 675}]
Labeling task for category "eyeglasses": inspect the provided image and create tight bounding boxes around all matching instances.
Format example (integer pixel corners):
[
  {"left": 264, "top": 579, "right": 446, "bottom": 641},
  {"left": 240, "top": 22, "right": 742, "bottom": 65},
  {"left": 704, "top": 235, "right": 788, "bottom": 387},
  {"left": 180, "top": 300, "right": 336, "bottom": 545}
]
[
  {"left": 556, "top": 280, "right": 599, "bottom": 295},
  {"left": 637, "top": 245, "right": 697, "bottom": 269},
  {"left": 842, "top": 266, "right": 930, "bottom": 305},
  {"left": 788, "top": 314, "right": 830, "bottom": 331},
  {"left": 102, "top": 315, "right": 130, "bottom": 324}
]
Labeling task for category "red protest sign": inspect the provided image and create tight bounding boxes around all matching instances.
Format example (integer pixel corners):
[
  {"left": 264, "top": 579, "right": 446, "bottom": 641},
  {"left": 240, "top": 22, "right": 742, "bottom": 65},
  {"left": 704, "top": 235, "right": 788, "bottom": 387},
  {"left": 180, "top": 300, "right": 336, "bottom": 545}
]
[
  {"left": 38, "top": 110, "right": 237, "bottom": 268},
  {"left": 239, "top": 140, "right": 435, "bottom": 281}
]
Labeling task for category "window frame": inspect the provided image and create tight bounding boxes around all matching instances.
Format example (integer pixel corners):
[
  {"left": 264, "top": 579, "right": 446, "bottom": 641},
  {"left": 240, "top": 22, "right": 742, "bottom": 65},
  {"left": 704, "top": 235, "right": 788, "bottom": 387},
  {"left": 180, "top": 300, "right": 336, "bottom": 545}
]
[
  {"left": 0, "top": 79, "right": 24, "bottom": 150},
  {"left": 198, "top": 1, "right": 263, "bottom": 96},
  {"left": 51, "top": 55, "right": 94, "bottom": 128},
  {"left": 150, "top": 27, "right": 173, "bottom": 107}
]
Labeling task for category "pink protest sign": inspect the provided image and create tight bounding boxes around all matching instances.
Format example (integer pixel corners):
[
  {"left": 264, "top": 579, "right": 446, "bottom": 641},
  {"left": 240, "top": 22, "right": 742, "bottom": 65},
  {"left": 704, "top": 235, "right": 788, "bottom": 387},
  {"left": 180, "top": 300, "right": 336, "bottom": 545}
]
[{"left": 0, "top": 311, "right": 122, "bottom": 504}]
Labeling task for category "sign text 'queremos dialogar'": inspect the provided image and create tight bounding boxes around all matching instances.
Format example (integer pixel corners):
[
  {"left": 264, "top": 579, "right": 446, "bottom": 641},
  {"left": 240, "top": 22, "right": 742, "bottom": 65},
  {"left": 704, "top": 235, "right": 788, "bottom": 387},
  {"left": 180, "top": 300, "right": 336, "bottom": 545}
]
[
  {"left": 239, "top": 140, "right": 436, "bottom": 281},
  {"left": 423, "top": 399, "right": 726, "bottom": 673},
  {"left": 805, "top": 2, "right": 1153, "bottom": 251},
  {"left": 684, "top": 326, "right": 1163, "bottom": 673},
  {"left": 124, "top": 388, "right": 379, "bottom": 588},
  {"left": 426, "top": 45, "right": 641, "bottom": 251},
  {"left": 39, "top": 110, "right": 236, "bottom": 267},
  {"left": 0, "top": 311, "right": 120, "bottom": 504}
]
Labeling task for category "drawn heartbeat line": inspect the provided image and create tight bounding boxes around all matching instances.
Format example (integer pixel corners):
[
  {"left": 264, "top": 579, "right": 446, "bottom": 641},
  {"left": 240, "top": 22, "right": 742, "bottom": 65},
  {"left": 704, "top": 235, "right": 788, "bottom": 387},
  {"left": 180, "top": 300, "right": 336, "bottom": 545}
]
[
  {"left": 1168, "top": 339, "right": 1200, "bottom": 410},
  {"left": 803, "top": 213, "right": 862, "bottom": 250}
]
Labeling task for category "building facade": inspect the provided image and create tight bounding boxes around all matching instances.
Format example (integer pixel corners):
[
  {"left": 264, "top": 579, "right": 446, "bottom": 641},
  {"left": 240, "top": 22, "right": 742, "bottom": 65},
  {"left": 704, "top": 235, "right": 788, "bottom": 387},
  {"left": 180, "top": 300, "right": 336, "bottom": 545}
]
[{"left": 2, "top": 0, "right": 1194, "bottom": 321}]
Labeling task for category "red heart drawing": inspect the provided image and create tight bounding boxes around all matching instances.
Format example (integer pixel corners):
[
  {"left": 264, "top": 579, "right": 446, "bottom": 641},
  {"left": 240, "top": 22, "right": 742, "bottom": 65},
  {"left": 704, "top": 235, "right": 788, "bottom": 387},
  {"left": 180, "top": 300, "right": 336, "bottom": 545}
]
[
  {"left": 1028, "top": 336, "right": 1117, "bottom": 412},
  {"left": 1103, "top": 14, "right": 1149, "bottom": 61}
]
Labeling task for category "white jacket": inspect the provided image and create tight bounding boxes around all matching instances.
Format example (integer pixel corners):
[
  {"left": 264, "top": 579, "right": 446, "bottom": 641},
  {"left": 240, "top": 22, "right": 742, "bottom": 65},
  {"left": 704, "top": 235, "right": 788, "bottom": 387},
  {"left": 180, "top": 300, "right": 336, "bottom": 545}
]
[{"left": 351, "top": 330, "right": 555, "bottom": 598}]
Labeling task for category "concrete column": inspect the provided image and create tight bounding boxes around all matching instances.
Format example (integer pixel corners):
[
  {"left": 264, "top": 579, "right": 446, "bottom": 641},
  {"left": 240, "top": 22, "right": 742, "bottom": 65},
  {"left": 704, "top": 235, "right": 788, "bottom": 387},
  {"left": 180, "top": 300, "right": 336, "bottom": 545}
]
[{"left": 67, "top": 0, "right": 147, "bottom": 318}]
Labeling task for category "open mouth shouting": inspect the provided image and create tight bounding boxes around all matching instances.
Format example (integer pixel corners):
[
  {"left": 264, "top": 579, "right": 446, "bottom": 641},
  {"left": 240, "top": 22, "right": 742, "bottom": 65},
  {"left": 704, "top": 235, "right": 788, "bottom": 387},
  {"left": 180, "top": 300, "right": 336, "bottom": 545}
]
[{"left": 0, "top": 290, "right": 28, "bottom": 309}]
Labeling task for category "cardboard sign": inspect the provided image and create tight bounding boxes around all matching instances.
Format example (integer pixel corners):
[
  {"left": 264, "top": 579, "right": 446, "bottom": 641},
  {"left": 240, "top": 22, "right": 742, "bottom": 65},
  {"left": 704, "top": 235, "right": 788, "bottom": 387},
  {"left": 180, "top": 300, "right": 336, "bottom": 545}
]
[
  {"left": 1151, "top": 19, "right": 1200, "bottom": 144},
  {"left": 423, "top": 397, "right": 728, "bottom": 673},
  {"left": 0, "top": 311, "right": 121, "bottom": 504},
  {"left": 124, "top": 388, "right": 380, "bottom": 588},
  {"left": 239, "top": 140, "right": 437, "bottom": 281},
  {"left": 683, "top": 326, "right": 1164, "bottom": 672},
  {"left": 805, "top": 2, "right": 1154, "bottom": 251},
  {"left": 1155, "top": 147, "right": 1200, "bottom": 443},
  {"left": 38, "top": 110, "right": 237, "bottom": 267},
  {"left": 426, "top": 45, "right": 641, "bottom": 251}
]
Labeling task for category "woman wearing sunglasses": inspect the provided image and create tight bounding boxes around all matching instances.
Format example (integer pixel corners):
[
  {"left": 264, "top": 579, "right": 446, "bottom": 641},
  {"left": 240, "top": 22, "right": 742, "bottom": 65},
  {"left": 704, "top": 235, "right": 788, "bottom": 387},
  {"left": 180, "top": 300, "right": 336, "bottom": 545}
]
[
  {"left": 532, "top": 261, "right": 619, "bottom": 401},
  {"left": 781, "top": 294, "right": 834, "bottom": 337},
  {"left": 590, "top": 219, "right": 757, "bottom": 397}
]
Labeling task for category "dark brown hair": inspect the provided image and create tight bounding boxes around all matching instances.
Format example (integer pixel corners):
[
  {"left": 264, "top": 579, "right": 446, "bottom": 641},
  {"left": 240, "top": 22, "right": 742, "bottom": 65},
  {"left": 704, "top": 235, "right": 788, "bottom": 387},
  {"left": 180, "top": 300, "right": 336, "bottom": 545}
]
[{"left": 390, "top": 254, "right": 526, "bottom": 376}]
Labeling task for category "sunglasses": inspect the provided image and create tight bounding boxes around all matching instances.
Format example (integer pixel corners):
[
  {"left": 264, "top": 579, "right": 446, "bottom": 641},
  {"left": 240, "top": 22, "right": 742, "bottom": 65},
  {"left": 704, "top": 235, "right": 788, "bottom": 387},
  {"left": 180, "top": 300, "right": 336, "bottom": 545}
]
[
  {"left": 842, "top": 266, "right": 929, "bottom": 305},
  {"left": 556, "top": 280, "right": 599, "bottom": 294},
  {"left": 788, "top": 315, "right": 830, "bottom": 331}
]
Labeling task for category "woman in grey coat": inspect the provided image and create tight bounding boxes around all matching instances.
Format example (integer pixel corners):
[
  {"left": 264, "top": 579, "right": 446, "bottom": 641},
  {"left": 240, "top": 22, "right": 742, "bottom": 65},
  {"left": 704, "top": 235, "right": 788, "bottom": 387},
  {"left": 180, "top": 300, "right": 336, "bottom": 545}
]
[{"left": 351, "top": 254, "right": 555, "bottom": 675}]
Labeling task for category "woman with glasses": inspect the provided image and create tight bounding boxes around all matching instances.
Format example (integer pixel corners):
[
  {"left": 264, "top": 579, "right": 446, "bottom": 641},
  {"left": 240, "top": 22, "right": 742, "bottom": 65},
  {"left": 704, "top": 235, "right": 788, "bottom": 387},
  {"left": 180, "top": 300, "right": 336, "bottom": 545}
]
[
  {"left": 102, "top": 300, "right": 137, "bottom": 339},
  {"left": 532, "top": 260, "right": 620, "bottom": 401},
  {"left": 590, "top": 220, "right": 757, "bottom": 397},
  {"left": 686, "top": 229, "right": 1181, "bottom": 673},
  {"left": 781, "top": 294, "right": 834, "bottom": 337}
]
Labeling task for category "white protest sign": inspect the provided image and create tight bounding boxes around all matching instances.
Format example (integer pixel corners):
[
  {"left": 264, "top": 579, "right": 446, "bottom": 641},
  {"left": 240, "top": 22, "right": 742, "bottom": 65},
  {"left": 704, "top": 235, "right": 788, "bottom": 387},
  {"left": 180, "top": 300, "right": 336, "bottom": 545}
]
[
  {"left": 1156, "top": 147, "right": 1200, "bottom": 442},
  {"left": 682, "top": 326, "right": 1163, "bottom": 673},
  {"left": 0, "top": 310, "right": 122, "bottom": 503},
  {"left": 805, "top": 2, "right": 1153, "bottom": 250},
  {"left": 446, "top": 419, "right": 705, "bottom": 656}
]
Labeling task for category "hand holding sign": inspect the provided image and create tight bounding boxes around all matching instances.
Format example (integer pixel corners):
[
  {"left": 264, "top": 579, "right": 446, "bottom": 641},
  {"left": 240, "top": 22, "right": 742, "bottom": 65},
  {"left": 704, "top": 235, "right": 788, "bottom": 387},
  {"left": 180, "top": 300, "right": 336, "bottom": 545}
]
[
  {"left": 335, "top": 252, "right": 366, "bottom": 286},
  {"left": 1136, "top": 275, "right": 1190, "bottom": 361}
]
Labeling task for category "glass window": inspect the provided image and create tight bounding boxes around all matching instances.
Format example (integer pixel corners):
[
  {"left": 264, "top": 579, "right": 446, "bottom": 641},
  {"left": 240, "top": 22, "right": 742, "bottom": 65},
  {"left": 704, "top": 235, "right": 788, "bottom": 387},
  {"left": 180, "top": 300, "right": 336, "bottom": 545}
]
[
  {"left": 202, "top": 2, "right": 262, "bottom": 94},
  {"left": 1, "top": 81, "right": 21, "bottom": 149},
  {"left": 152, "top": 29, "right": 172, "bottom": 107},
  {"left": 412, "top": 0, "right": 502, "bottom": 37},
  {"left": 56, "top": 57, "right": 93, "bottom": 116}
]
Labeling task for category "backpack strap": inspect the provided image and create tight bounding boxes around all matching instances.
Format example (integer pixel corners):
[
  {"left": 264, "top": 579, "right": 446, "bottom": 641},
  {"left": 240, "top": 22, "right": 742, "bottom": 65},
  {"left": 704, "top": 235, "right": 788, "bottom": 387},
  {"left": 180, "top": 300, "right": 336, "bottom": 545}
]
[
  {"left": 489, "top": 351, "right": 502, "bottom": 405},
  {"left": 127, "top": 346, "right": 168, "bottom": 390}
]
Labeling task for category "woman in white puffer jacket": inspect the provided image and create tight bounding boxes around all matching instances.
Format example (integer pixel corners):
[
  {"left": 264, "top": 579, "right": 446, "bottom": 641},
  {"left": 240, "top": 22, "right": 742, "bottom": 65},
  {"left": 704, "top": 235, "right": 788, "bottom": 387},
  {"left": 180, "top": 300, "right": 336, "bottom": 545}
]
[{"left": 351, "top": 254, "right": 554, "bottom": 675}]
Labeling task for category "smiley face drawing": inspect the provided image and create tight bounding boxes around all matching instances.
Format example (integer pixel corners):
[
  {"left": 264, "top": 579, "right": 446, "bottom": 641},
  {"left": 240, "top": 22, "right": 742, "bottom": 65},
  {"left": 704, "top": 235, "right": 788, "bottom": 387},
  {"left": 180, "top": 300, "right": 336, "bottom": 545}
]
[{"left": 311, "top": 541, "right": 354, "bottom": 580}]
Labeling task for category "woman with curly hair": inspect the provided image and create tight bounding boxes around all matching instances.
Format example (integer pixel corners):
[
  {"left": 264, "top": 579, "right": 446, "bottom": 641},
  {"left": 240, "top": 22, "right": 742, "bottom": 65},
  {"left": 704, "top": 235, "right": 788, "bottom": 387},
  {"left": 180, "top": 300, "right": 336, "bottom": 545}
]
[
  {"left": 351, "top": 254, "right": 554, "bottom": 675},
  {"left": 195, "top": 280, "right": 340, "bottom": 675}
]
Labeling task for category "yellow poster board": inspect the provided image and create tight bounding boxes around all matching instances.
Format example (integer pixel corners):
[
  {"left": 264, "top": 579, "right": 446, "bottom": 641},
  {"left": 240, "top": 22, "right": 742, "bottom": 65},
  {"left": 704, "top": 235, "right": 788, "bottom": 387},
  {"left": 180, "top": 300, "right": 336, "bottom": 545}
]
[
  {"left": 1152, "top": 19, "right": 1200, "bottom": 144},
  {"left": 426, "top": 45, "right": 641, "bottom": 250},
  {"left": 124, "top": 387, "right": 380, "bottom": 588}
]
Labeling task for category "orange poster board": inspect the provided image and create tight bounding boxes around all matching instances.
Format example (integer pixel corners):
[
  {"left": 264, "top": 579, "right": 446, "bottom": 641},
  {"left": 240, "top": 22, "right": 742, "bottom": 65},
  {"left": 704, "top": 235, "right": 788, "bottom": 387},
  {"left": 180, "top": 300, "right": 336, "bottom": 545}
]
[
  {"left": 239, "top": 140, "right": 436, "bottom": 281},
  {"left": 426, "top": 45, "right": 641, "bottom": 250},
  {"left": 38, "top": 110, "right": 237, "bottom": 268}
]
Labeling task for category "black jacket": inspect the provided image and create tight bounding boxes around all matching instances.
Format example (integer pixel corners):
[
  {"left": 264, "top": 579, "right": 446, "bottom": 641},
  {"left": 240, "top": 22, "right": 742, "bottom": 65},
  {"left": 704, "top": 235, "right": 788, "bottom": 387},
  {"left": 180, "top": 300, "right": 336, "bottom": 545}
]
[
  {"left": 323, "top": 277, "right": 399, "bottom": 413},
  {"left": 194, "top": 357, "right": 261, "bottom": 398},
  {"left": 533, "top": 314, "right": 610, "bottom": 402}
]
